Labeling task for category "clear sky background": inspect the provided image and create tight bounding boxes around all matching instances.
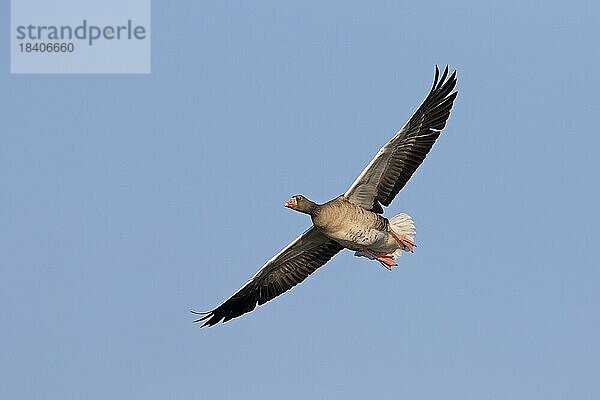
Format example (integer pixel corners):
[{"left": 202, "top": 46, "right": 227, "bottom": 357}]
[{"left": 1, "top": 1, "right": 599, "bottom": 399}]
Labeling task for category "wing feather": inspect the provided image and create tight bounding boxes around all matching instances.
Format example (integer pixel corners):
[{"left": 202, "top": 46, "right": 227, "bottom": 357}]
[
  {"left": 195, "top": 227, "right": 342, "bottom": 327},
  {"left": 345, "top": 65, "right": 458, "bottom": 212}
]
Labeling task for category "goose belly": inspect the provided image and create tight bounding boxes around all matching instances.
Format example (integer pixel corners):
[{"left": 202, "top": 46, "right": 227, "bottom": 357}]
[
  {"left": 327, "top": 226, "right": 387, "bottom": 251},
  {"left": 367, "top": 233, "right": 401, "bottom": 254}
]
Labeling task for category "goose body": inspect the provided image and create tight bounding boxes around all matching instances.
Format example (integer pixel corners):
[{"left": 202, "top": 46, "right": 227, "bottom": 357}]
[
  {"left": 311, "top": 195, "right": 396, "bottom": 253},
  {"left": 196, "top": 66, "right": 458, "bottom": 327}
]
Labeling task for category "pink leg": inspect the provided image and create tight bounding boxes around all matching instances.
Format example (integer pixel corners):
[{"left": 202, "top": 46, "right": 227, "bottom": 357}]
[
  {"left": 363, "top": 249, "right": 397, "bottom": 271},
  {"left": 387, "top": 226, "right": 416, "bottom": 252}
]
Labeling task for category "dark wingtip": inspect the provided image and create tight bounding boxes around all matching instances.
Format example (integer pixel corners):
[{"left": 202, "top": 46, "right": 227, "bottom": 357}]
[
  {"left": 200, "top": 319, "right": 214, "bottom": 328},
  {"left": 431, "top": 65, "right": 456, "bottom": 92},
  {"left": 432, "top": 65, "right": 440, "bottom": 88},
  {"left": 191, "top": 310, "right": 214, "bottom": 325},
  {"left": 439, "top": 66, "right": 449, "bottom": 88}
]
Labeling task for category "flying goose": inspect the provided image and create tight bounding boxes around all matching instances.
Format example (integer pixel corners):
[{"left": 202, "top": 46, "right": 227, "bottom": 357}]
[{"left": 195, "top": 66, "right": 458, "bottom": 327}]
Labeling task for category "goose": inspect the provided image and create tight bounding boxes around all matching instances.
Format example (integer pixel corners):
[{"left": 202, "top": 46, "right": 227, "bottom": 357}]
[{"left": 195, "top": 66, "right": 458, "bottom": 327}]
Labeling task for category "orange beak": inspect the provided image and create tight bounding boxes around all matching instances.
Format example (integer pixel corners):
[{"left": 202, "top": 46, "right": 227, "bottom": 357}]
[{"left": 284, "top": 197, "right": 297, "bottom": 208}]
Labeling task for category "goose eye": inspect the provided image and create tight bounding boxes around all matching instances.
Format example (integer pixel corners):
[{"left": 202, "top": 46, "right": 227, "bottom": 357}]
[{"left": 295, "top": 196, "right": 301, "bottom": 202}]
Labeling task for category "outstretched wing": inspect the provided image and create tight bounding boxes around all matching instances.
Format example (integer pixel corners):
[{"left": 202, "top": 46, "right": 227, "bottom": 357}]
[
  {"left": 345, "top": 66, "right": 458, "bottom": 213},
  {"left": 195, "top": 227, "right": 343, "bottom": 327}
]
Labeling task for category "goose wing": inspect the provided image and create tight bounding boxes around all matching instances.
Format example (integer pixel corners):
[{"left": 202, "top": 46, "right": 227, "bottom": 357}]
[
  {"left": 345, "top": 66, "right": 458, "bottom": 213},
  {"left": 195, "top": 226, "right": 342, "bottom": 327}
]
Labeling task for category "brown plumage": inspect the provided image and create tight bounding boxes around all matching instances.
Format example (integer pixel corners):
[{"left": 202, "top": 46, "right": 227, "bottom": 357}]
[
  {"left": 195, "top": 66, "right": 457, "bottom": 327},
  {"left": 310, "top": 196, "right": 388, "bottom": 250}
]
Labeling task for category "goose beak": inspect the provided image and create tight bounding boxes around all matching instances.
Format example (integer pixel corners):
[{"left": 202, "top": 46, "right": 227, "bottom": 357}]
[{"left": 284, "top": 198, "right": 297, "bottom": 208}]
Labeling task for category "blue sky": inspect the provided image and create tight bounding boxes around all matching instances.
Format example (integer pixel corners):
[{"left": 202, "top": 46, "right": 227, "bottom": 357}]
[{"left": 1, "top": 1, "right": 599, "bottom": 399}]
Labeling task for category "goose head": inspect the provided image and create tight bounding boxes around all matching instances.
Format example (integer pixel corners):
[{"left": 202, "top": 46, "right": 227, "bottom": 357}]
[{"left": 285, "top": 194, "right": 318, "bottom": 215}]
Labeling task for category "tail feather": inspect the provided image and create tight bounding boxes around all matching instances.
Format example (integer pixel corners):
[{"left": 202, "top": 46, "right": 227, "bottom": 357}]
[{"left": 389, "top": 213, "right": 416, "bottom": 258}]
